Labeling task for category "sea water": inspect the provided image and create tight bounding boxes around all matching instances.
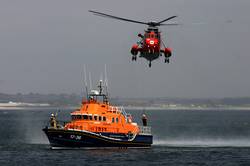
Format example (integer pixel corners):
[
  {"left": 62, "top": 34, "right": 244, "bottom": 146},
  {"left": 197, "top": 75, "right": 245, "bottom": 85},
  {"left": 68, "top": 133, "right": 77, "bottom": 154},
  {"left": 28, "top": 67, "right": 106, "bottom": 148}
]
[{"left": 0, "top": 108, "right": 250, "bottom": 165}]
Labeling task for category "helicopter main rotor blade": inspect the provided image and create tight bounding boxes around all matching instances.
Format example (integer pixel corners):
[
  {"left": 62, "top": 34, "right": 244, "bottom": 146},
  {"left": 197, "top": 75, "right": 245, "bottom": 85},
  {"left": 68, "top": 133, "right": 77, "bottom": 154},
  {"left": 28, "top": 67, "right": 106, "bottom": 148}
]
[
  {"left": 157, "top": 16, "right": 178, "bottom": 24},
  {"left": 160, "top": 23, "right": 180, "bottom": 26},
  {"left": 89, "top": 10, "right": 148, "bottom": 25}
]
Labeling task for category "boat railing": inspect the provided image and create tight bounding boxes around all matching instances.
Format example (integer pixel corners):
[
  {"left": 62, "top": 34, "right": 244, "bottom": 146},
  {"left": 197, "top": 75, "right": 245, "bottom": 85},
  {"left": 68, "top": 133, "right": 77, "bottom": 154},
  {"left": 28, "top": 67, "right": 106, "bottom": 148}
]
[
  {"left": 109, "top": 106, "right": 124, "bottom": 113},
  {"left": 109, "top": 106, "right": 129, "bottom": 121},
  {"left": 126, "top": 113, "right": 132, "bottom": 122},
  {"left": 47, "top": 120, "right": 68, "bottom": 129},
  {"left": 139, "top": 126, "right": 152, "bottom": 135}
]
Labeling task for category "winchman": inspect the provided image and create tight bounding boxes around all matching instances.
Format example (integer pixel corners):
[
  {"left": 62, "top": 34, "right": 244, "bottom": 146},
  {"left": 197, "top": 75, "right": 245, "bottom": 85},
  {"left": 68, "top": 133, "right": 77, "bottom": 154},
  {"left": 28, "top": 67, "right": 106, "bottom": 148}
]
[{"left": 137, "top": 33, "right": 144, "bottom": 46}]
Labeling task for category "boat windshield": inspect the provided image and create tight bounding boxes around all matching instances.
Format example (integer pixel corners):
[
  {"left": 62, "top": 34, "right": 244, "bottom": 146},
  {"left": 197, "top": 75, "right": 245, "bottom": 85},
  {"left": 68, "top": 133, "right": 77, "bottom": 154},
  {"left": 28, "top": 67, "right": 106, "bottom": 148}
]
[{"left": 71, "top": 114, "right": 107, "bottom": 122}]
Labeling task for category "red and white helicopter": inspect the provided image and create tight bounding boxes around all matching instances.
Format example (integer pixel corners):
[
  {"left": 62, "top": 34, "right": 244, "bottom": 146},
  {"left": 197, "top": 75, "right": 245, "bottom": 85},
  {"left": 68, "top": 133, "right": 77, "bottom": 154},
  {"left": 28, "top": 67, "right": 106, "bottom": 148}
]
[{"left": 89, "top": 10, "right": 178, "bottom": 67}]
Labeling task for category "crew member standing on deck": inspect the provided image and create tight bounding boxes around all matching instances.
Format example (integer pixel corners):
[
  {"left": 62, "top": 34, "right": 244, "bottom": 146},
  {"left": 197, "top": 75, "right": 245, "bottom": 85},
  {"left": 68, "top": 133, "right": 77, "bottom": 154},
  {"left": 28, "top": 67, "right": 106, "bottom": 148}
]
[
  {"left": 50, "top": 113, "right": 57, "bottom": 128},
  {"left": 142, "top": 114, "right": 147, "bottom": 126}
]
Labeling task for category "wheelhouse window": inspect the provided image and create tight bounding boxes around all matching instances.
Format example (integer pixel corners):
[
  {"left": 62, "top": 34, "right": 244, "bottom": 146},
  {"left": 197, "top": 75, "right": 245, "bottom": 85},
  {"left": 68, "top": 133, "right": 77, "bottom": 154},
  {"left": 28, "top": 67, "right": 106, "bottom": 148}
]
[
  {"left": 112, "top": 117, "right": 115, "bottom": 123},
  {"left": 116, "top": 117, "right": 119, "bottom": 123},
  {"left": 83, "top": 115, "right": 88, "bottom": 120},
  {"left": 94, "top": 116, "right": 98, "bottom": 121},
  {"left": 89, "top": 115, "right": 93, "bottom": 120},
  {"left": 99, "top": 116, "right": 102, "bottom": 121},
  {"left": 103, "top": 117, "right": 106, "bottom": 121},
  {"left": 72, "top": 115, "right": 82, "bottom": 120}
]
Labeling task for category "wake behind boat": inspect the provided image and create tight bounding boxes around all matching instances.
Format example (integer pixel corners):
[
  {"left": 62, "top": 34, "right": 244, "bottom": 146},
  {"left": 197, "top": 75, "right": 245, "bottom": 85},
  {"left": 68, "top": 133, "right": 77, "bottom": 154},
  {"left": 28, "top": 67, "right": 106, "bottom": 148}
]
[{"left": 43, "top": 80, "right": 153, "bottom": 148}]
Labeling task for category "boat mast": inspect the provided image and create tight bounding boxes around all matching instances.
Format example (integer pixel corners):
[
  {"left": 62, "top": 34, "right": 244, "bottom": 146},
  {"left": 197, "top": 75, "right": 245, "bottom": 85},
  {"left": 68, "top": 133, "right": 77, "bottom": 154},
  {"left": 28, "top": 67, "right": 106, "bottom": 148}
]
[{"left": 98, "top": 80, "right": 103, "bottom": 95}]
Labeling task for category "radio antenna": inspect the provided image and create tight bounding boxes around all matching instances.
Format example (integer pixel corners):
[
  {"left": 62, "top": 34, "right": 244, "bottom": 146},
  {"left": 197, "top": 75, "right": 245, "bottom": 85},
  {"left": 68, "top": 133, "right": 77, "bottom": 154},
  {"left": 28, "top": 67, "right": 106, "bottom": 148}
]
[
  {"left": 83, "top": 65, "right": 88, "bottom": 99},
  {"left": 104, "top": 64, "right": 109, "bottom": 96},
  {"left": 89, "top": 72, "right": 93, "bottom": 90},
  {"left": 100, "top": 73, "right": 103, "bottom": 83}
]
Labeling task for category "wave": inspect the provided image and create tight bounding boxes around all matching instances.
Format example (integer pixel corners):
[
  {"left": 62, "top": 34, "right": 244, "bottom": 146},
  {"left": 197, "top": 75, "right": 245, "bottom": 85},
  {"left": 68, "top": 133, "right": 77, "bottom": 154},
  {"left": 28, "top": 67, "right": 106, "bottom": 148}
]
[
  {"left": 0, "top": 101, "right": 50, "bottom": 108},
  {"left": 154, "top": 139, "right": 250, "bottom": 147}
]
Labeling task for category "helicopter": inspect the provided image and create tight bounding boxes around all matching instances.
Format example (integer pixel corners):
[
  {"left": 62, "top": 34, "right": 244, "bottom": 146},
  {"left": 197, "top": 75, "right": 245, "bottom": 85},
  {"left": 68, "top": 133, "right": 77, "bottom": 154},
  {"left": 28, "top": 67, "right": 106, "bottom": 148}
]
[{"left": 89, "top": 10, "right": 178, "bottom": 67}]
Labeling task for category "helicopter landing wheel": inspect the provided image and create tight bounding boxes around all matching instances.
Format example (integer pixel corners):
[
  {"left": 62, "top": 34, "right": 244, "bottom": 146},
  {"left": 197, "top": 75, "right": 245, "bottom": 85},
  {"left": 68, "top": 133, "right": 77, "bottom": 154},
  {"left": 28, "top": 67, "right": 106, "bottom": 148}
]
[
  {"left": 149, "top": 62, "right": 152, "bottom": 68},
  {"left": 132, "top": 56, "right": 137, "bottom": 61},
  {"left": 165, "top": 58, "right": 170, "bottom": 63}
]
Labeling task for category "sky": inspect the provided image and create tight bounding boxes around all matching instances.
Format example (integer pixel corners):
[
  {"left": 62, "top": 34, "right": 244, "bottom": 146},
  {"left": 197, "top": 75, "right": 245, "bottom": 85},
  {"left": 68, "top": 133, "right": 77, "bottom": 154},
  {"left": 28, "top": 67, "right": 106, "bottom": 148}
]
[{"left": 0, "top": 0, "right": 250, "bottom": 98}]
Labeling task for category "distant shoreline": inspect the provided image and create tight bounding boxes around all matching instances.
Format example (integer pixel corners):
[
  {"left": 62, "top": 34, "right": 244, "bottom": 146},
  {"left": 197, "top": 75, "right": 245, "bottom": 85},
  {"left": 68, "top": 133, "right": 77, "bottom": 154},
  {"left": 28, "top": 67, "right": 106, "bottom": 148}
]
[
  {"left": 1, "top": 105, "right": 250, "bottom": 111},
  {"left": 125, "top": 106, "right": 250, "bottom": 111},
  {"left": 1, "top": 93, "right": 250, "bottom": 109}
]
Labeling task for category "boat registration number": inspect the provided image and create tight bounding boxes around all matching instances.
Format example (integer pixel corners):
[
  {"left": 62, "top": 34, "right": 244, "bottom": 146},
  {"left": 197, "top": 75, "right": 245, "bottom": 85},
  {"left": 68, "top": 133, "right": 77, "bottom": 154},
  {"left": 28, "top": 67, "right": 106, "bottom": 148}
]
[{"left": 70, "top": 135, "right": 82, "bottom": 140}]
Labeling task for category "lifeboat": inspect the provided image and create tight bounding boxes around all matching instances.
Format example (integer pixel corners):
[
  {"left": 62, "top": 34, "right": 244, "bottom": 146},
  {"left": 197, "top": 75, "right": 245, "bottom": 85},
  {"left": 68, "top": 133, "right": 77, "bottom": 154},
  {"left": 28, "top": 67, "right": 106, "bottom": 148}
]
[{"left": 43, "top": 80, "right": 153, "bottom": 148}]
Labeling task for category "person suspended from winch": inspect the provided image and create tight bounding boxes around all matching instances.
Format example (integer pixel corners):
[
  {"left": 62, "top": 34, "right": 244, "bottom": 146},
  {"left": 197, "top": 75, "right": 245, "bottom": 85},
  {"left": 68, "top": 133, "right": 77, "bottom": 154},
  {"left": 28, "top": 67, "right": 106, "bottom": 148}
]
[{"left": 137, "top": 33, "right": 144, "bottom": 46}]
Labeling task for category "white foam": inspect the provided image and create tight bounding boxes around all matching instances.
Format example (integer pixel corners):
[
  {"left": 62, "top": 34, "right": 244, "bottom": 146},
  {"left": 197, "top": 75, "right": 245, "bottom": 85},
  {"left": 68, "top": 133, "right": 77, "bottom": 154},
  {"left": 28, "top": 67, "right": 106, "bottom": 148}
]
[{"left": 154, "top": 139, "right": 250, "bottom": 147}]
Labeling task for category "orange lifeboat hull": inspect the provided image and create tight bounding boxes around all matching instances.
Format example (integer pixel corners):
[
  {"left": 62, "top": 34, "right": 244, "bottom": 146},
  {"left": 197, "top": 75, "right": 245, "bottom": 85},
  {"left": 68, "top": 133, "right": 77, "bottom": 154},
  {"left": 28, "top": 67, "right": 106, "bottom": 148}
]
[{"left": 43, "top": 127, "right": 152, "bottom": 148}]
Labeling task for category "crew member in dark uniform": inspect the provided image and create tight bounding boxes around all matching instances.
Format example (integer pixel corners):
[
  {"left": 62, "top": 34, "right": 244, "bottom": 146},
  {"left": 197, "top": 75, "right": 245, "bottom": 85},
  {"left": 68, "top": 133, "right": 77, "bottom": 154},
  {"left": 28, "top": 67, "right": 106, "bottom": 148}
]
[{"left": 142, "top": 114, "right": 147, "bottom": 126}]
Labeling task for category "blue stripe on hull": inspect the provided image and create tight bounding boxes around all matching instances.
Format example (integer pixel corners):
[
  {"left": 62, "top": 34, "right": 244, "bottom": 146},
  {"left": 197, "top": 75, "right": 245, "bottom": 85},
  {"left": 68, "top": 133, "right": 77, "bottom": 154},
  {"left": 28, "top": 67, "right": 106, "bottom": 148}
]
[{"left": 43, "top": 128, "right": 153, "bottom": 148}]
